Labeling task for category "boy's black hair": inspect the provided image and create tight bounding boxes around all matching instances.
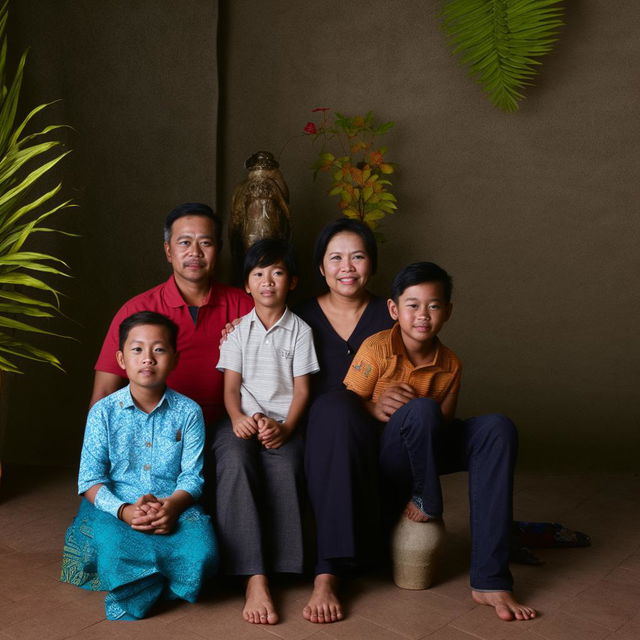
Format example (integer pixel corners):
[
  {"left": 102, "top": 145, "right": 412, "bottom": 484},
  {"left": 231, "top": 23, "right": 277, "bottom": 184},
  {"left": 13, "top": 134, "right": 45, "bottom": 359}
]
[
  {"left": 163, "top": 202, "right": 223, "bottom": 248},
  {"left": 243, "top": 237, "right": 298, "bottom": 282},
  {"left": 391, "top": 262, "right": 453, "bottom": 303},
  {"left": 118, "top": 311, "right": 179, "bottom": 351},
  {"left": 313, "top": 218, "right": 378, "bottom": 279}
]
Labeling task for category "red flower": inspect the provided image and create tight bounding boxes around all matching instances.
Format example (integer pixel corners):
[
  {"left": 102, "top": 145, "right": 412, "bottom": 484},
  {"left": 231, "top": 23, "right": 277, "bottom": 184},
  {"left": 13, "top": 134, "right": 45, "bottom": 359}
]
[
  {"left": 311, "top": 107, "right": 330, "bottom": 112},
  {"left": 304, "top": 122, "right": 317, "bottom": 135}
]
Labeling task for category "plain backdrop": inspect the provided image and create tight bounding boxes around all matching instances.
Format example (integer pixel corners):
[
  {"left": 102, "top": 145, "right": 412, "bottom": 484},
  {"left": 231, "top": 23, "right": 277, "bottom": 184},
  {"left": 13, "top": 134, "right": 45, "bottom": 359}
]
[{"left": 4, "top": 1, "right": 639, "bottom": 471}]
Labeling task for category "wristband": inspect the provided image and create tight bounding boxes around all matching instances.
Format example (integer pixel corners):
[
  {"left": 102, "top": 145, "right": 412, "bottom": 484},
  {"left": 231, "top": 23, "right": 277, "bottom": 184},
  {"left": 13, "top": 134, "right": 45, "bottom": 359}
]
[{"left": 117, "top": 503, "right": 129, "bottom": 521}]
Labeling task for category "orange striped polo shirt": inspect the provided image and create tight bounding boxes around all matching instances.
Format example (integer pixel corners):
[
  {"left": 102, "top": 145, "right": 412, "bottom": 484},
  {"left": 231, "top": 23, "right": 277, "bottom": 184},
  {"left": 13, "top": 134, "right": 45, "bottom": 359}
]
[{"left": 343, "top": 323, "right": 462, "bottom": 404}]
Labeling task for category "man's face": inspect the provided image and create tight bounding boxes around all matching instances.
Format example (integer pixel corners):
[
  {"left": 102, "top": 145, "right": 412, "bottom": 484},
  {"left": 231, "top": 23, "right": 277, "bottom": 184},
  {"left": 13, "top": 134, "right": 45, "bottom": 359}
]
[{"left": 164, "top": 215, "right": 217, "bottom": 286}]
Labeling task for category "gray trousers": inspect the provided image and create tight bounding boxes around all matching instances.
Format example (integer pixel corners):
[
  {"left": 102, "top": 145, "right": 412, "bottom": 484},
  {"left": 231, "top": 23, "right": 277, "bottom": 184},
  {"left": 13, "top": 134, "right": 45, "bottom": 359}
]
[{"left": 209, "top": 418, "right": 304, "bottom": 575}]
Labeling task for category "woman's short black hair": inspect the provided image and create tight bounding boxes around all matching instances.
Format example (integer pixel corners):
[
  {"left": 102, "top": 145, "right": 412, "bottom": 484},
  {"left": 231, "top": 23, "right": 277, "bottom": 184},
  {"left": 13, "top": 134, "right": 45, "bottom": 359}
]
[
  {"left": 313, "top": 217, "right": 378, "bottom": 277},
  {"left": 118, "top": 311, "right": 179, "bottom": 351},
  {"left": 163, "top": 202, "right": 223, "bottom": 249},
  {"left": 243, "top": 238, "right": 298, "bottom": 282},
  {"left": 391, "top": 262, "right": 453, "bottom": 303}
]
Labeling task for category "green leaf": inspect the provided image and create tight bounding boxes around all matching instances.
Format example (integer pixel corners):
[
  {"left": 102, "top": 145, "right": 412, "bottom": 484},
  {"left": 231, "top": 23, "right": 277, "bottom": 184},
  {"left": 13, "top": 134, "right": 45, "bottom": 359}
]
[
  {"left": 0, "top": 313, "right": 67, "bottom": 337},
  {"left": 0, "top": 301, "right": 53, "bottom": 317},
  {"left": 441, "top": 0, "right": 565, "bottom": 112}
]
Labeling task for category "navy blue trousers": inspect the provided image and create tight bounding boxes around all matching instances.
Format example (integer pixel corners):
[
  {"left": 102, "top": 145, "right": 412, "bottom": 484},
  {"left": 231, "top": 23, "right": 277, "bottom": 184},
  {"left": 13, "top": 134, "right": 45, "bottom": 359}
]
[
  {"left": 305, "top": 392, "right": 517, "bottom": 591},
  {"left": 379, "top": 398, "right": 517, "bottom": 591}
]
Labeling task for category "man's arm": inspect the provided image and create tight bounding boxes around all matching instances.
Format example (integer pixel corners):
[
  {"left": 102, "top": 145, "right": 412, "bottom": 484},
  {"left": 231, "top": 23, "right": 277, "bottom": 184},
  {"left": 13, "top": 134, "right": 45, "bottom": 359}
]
[{"left": 89, "top": 371, "right": 127, "bottom": 408}]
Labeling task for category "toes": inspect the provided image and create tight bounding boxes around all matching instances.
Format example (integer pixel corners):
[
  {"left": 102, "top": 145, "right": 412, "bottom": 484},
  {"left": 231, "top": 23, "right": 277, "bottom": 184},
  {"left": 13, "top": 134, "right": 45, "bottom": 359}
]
[{"left": 496, "top": 604, "right": 515, "bottom": 621}]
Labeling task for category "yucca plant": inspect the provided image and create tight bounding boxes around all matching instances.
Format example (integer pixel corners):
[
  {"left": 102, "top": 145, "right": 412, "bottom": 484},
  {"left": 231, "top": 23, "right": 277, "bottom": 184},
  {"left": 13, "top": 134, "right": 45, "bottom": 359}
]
[
  {"left": 441, "top": 0, "right": 565, "bottom": 112},
  {"left": 0, "top": 0, "right": 74, "bottom": 374}
]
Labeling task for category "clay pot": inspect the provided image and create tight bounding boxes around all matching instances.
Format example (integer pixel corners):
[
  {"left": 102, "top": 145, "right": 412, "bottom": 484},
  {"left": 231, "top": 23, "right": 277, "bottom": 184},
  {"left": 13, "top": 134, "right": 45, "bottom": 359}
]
[{"left": 391, "top": 516, "right": 446, "bottom": 590}]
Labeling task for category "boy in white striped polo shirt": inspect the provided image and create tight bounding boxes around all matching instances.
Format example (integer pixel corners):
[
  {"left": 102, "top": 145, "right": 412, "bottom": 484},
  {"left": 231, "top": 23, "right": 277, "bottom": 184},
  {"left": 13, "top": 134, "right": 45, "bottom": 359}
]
[{"left": 215, "top": 238, "right": 319, "bottom": 626}]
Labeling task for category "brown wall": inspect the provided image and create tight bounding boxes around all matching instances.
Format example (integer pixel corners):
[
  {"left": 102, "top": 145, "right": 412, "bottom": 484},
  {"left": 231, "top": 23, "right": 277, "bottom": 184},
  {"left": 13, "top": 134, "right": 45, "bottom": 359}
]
[
  {"left": 218, "top": 1, "right": 640, "bottom": 470},
  {"left": 3, "top": 1, "right": 639, "bottom": 471},
  {"left": 3, "top": 1, "right": 219, "bottom": 466}
]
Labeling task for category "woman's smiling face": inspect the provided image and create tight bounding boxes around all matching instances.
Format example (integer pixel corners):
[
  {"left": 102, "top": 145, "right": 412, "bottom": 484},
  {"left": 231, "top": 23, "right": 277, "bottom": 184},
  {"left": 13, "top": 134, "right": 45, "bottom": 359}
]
[{"left": 320, "top": 231, "right": 372, "bottom": 298}]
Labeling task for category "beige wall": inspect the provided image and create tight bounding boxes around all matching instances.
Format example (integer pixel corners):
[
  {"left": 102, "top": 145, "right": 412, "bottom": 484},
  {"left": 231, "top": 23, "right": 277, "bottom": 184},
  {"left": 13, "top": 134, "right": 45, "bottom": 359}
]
[{"left": 218, "top": 1, "right": 640, "bottom": 470}]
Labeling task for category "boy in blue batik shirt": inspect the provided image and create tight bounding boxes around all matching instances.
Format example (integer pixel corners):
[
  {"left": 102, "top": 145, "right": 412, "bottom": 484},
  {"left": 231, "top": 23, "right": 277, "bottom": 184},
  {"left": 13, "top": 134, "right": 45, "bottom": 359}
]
[{"left": 61, "top": 311, "right": 217, "bottom": 620}]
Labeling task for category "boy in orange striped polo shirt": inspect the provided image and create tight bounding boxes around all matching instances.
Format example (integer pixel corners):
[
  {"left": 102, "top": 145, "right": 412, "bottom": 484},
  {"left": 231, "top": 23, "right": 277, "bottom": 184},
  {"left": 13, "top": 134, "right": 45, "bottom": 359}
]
[{"left": 344, "top": 262, "right": 536, "bottom": 622}]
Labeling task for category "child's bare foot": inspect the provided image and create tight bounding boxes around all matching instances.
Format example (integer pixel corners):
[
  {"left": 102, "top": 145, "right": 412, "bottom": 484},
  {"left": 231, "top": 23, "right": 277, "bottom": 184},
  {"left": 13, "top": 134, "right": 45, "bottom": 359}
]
[
  {"left": 243, "top": 575, "right": 278, "bottom": 624},
  {"left": 303, "top": 573, "right": 343, "bottom": 623},
  {"left": 404, "top": 500, "right": 430, "bottom": 522},
  {"left": 472, "top": 590, "right": 537, "bottom": 621}
]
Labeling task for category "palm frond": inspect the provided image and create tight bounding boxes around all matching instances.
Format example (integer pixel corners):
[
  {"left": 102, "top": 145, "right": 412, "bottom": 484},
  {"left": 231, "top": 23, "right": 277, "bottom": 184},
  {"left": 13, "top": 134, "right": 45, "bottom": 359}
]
[
  {"left": 0, "top": 1, "right": 74, "bottom": 373},
  {"left": 441, "top": 0, "right": 564, "bottom": 112}
]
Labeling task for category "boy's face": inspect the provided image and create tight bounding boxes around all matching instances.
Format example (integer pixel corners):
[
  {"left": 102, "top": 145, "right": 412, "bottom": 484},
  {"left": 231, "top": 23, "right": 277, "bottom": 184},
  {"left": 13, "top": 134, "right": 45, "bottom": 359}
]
[
  {"left": 387, "top": 282, "right": 452, "bottom": 350},
  {"left": 116, "top": 323, "right": 177, "bottom": 391},
  {"left": 245, "top": 260, "right": 297, "bottom": 309}
]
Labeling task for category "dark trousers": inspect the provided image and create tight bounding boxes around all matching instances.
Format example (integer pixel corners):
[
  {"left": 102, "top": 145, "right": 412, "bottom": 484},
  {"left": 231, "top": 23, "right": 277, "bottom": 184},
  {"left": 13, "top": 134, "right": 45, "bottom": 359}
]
[
  {"left": 304, "top": 390, "right": 381, "bottom": 575},
  {"left": 379, "top": 398, "right": 518, "bottom": 591},
  {"left": 305, "top": 392, "right": 518, "bottom": 591},
  {"left": 209, "top": 418, "right": 305, "bottom": 575}
]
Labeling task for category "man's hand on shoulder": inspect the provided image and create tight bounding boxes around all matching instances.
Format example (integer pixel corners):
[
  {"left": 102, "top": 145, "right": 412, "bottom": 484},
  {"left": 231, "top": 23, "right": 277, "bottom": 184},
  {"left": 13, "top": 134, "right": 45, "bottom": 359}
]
[
  {"left": 219, "top": 317, "right": 242, "bottom": 347},
  {"left": 369, "top": 383, "right": 416, "bottom": 422}
]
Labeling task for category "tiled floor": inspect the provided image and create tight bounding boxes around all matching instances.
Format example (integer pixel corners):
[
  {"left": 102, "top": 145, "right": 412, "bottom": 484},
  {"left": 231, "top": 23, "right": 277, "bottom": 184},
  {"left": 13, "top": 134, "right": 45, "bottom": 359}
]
[{"left": 0, "top": 467, "right": 638, "bottom": 640}]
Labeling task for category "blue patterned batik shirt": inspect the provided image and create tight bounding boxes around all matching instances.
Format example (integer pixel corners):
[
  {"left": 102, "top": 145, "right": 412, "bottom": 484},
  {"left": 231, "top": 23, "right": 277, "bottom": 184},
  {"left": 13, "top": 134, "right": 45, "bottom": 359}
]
[{"left": 78, "top": 385, "right": 205, "bottom": 517}]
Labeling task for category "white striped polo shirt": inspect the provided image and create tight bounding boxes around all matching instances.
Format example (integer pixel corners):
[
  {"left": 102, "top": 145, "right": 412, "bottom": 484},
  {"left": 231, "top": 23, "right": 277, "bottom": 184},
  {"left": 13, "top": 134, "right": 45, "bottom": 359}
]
[{"left": 217, "top": 307, "right": 319, "bottom": 421}]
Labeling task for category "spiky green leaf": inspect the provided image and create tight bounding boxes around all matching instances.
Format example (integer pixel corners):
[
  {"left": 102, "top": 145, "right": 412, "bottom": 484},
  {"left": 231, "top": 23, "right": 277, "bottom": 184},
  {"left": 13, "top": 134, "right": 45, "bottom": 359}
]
[{"left": 441, "top": 0, "right": 564, "bottom": 112}]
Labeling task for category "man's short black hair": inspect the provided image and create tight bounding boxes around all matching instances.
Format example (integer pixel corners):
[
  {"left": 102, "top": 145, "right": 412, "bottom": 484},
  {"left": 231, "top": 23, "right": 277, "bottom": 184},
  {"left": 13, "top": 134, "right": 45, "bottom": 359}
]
[
  {"left": 163, "top": 202, "right": 223, "bottom": 248},
  {"left": 118, "top": 311, "right": 179, "bottom": 351},
  {"left": 243, "top": 238, "right": 298, "bottom": 282},
  {"left": 313, "top": 218, "right": 378, "bottom": 279},
  {"left": 391, "top": 262, "right": 453, "bottom": 303}
]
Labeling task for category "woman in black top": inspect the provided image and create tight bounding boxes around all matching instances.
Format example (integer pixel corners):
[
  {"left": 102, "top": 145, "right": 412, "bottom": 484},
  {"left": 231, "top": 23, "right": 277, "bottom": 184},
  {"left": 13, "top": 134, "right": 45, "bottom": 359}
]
[{"left": 296, "top": 218, "right": 393, "bottom": 624}]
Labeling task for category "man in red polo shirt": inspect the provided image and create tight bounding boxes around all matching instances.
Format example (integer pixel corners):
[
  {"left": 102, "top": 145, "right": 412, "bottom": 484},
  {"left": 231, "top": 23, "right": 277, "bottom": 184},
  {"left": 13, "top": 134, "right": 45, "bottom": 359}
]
[{"left": 91, "top": 202, "right": 253, "bottom": 422}]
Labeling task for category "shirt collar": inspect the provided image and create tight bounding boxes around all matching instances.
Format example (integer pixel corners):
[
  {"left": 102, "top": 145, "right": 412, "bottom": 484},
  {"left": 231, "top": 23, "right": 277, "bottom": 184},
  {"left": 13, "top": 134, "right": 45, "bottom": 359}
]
[
  {"left": 248, "top": 306, "right": 294, "bottom": 333},
  {"left": 164, "top": 275, "right": 216, "bottom": 308},
  {"left": 118, "top": 384, "right": 172, "bottom": 412},
  {"left": 389, "top": 322, "right": 442, "bottom": 368}
]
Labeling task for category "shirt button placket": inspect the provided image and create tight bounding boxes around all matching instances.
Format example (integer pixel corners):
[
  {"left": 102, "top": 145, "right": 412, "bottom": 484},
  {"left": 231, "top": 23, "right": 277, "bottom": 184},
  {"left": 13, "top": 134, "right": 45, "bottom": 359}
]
[{"left": 143, "top": 414, "right": 153, "bottom": 487}]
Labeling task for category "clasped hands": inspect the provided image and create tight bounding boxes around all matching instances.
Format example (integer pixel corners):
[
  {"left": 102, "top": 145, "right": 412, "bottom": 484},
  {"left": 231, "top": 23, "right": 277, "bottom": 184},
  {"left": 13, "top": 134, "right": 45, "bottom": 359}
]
[
  {"left": 120, "top": 493, "right": 179, "bottom": 535},
  {"left": 232, "top": 413, "right": 288, "bottom": 449}
]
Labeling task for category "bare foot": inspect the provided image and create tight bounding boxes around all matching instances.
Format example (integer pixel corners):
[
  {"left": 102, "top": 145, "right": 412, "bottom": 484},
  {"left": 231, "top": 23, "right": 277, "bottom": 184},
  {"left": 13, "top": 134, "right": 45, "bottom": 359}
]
[
  {"left": 303, "top": 573, "right": 343, "bottom": 623},
  {"left": 472, "top": 590, "right": 537, "bottom": 621},
  {"left": 404, "top": 500, "right": 430, "bottom": 522},
  {"left": 243, "top": 575, "right": 278, "bottom": 624}
]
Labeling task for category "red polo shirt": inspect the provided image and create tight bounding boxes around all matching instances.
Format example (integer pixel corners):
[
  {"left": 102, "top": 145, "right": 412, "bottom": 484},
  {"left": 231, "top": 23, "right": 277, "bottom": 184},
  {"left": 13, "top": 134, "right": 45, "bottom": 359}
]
[{"left": 95, "top": 276, "right": 253, "bottom": 424}]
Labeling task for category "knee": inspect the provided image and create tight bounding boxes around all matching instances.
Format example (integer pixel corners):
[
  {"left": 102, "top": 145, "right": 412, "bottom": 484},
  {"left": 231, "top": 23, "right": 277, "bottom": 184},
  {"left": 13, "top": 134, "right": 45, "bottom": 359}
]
[
  {"left": 307, "top": 389, "right": 368, "bottom": 442},
  {"left": 479, "top": 413, "right": 518, "bottom": 447},
  {"left": 403, "top": 397, "right": 442, "bottom": 425},
  {"left": 214, "top": 437, "right": 256, "bottom": 477}
]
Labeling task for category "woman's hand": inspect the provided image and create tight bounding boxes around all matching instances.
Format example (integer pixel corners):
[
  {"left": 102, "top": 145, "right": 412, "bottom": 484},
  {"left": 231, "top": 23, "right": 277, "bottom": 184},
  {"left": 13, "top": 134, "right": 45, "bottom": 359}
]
[{"left": 370, "top": 383, "right": 416, "bottom": 422}]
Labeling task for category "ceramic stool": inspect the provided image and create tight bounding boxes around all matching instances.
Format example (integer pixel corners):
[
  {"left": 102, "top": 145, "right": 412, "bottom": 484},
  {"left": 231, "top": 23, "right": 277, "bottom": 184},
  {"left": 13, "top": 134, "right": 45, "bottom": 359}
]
[{"left": 391, "top": 516, "right": 446, "bottom": 589}]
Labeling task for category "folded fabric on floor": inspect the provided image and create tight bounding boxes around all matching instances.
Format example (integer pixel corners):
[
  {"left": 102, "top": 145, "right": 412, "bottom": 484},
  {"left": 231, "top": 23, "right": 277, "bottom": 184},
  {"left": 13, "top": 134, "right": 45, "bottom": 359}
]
[{"left": 61, "top": 499, "right": 217, "bottom": 620}]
